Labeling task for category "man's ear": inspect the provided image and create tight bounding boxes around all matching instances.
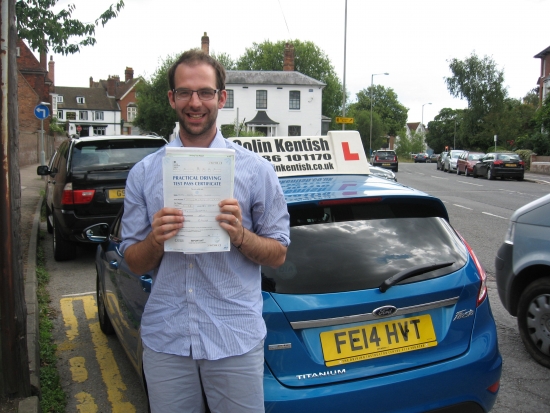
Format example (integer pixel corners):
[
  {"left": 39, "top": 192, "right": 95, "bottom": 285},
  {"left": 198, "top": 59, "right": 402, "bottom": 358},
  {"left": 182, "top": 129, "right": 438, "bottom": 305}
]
[
  {"left": 218, "top": 89, "right": 227, "bottom": 109},
  {"left": 168, "top": 90, "right": 176, "bottom": 109}
]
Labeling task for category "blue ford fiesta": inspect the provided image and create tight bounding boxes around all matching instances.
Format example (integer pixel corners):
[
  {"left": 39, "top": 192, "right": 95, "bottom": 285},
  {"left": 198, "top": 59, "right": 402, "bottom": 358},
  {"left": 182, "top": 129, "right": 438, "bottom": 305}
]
[{"left": 86, "top": 131, "right": 501, "bottom": 413}]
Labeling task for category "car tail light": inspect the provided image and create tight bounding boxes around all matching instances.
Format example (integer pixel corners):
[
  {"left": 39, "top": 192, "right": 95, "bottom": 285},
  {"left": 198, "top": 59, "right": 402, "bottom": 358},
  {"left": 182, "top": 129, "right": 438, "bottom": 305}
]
[
  {"left": 493, "top": 160, "right": 503, "bottom": 166},
  {"left": 487, "top": 380, "right": 500, "bottom": 394},
  {"left": 519, "top": 160, "right": 525, "bottom": 167},
  {"left": 62, "top": 183, "right": 95, "bottom": 205},
  {"left": 374, "top": 156, "right": 379, "bottom": 161},
  {"left": 456, "top": 231, "right": 487, "bottom": 306}
]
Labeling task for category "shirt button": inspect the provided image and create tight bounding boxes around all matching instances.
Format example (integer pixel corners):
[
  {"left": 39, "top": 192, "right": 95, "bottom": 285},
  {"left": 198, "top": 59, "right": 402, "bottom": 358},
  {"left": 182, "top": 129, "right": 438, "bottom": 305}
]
[
  {"left": 188, "top": 289, "right": 193, "bottom": 293},
  {"left": 189, "top": 263, "right": 193, "bottom": 269}
]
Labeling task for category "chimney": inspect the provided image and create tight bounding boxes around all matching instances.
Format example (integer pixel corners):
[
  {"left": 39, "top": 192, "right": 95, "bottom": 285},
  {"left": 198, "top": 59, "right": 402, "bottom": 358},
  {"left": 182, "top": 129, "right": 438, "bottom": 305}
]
[
  {"left": 48, "top": 55, "right": 55, "bottom": 86},
  {"left": 89, "top": 77, "right": 94, "bottom": 88},
  {"left": 125, "top": 67, "right": 134, "bottom": 82},
  {"left": 40, "top": 50, "right": 47, "bottom": 71},
  {"left": 107, "top": 76, "right": 116, "bottom": 96},
  {"left": 283, "top": 43, "right": 295, "bottom": 71},
  {"left": 201, "top": 32, "right": 209, "bottom": 55}
]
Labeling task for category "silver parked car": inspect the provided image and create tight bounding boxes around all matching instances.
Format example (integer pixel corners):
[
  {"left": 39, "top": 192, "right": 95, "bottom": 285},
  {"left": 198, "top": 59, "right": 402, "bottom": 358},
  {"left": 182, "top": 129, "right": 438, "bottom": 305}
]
[
  {"left": 443, "top": 150, "right": 466, "bottom": 173},
  {"left": 495, "top": 194, "right": 550, "bottom": 368}
]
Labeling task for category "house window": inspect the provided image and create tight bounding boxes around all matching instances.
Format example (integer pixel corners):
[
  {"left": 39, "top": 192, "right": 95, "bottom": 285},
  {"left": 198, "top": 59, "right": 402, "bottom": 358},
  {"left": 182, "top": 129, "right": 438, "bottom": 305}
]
[
  {"left": 289, "top": 91, "right": 300, "bottom": 110},
  {"left": 127, "top": 106, "right": 137, "bottom": 121},
  {"left": 288, "top": 125, "right": 301, "bottom": 136},
  {"left": 79, "top": 111, "right": 88, "bottom": 120},
  {"left": 76, "top": 96, "right": 85, "bottom": 104},
  {"left": 256, "top": 90, "right": 267, "bottom": 109},
  {"left": 57, "top": 110, "right": 63, "bottom": 119},
  {"left": 94, "top": 111, "right": 104, "bottom": 121},
  {"left": 225, "top": 90, "right": 234, "bottom": 108},
  {"left": 93, "top": 126, "right": 106, "bottom": 136},
  {"left": 56, "top": 96, "right": 64, "bottom": 103}
]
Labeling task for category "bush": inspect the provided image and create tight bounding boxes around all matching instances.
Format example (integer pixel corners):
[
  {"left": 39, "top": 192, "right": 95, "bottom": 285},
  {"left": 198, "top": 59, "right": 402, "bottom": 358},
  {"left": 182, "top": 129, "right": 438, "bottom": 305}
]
[{"left": 516, "top": 149, "right": 533, "bottom": 170}]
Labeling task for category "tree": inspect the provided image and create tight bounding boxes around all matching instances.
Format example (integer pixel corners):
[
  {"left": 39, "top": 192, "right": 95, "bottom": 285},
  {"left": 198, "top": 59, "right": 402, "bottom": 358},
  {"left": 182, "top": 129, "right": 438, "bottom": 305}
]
[
  {"left": 16, "top": 0, "right": 125, "bottom": 54},
  {"left": 347, "top": 110, "right": 385, "bottom": 154},
  {"left": 349, "top": 85, "right": 408, "bottom": 137},
  {"left": 426, "top": 108, "right": 463, "bottom": 152},
  {"left": 211, "top": 52, "right": 236, "bottom": 70},
  {"left": 236, "top": 40, "right": 343, "bottom": 128},
  {"left": 445, "top": 52, "right": 507, "bottom": 149},
  {"left": 133, "top": 54, "right": 179, "bottom": 139}
]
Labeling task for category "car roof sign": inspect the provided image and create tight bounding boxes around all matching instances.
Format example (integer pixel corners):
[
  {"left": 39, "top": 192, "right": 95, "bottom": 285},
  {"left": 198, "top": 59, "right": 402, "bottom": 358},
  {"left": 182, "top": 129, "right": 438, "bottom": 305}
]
[{"left": 228, "top": 131, "right": 370, "bottom": 177}]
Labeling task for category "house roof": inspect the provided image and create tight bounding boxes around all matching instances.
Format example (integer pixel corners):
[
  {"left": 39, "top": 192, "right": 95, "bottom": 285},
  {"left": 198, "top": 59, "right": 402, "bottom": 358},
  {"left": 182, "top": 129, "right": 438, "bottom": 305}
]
[
  {"left": 245, "top": 110, "right": 279, "bottom": 125},
  {"left": 227, "top": 71, "right": 325, "bottom": 87},
  {"left": 55, "top": 86, "right": 118, "bottom": 111},
  {"left": 534, "top": 46, "right": 550, "bottom": 58},
  {"left": 407, "top": 122, "right": 421, "bottom": 131}
]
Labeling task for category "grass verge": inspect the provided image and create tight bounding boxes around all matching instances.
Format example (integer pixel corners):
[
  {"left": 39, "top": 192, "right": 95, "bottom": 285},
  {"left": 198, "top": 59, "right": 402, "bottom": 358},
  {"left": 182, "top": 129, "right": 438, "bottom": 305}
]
[{"left": 37, "top": 212, "right": 67, "bottom": 412}]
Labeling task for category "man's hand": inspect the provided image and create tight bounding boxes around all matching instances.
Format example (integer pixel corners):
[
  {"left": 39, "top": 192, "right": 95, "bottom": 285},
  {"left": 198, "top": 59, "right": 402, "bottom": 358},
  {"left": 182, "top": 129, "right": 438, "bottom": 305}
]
[
  {"left": 125, "top": 208, "right": 184, "bottom": 274},
  {"left": 216, "top": 199, "right": 243, "bottom": 246}
]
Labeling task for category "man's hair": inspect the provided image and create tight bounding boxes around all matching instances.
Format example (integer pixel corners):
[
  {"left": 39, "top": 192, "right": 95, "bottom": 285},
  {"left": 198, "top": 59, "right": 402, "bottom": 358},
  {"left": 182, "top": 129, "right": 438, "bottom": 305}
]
[{"left": 168, "top": 49, "right": 226, "bottom": 92}]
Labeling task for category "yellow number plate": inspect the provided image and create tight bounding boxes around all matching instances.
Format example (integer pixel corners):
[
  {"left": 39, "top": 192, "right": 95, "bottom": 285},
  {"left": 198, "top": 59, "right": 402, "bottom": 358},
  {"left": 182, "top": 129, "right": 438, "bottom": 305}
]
[
  {"left": 320, "top": 314, "right": 437, "bottom": 366},
  {"left": 504, "top": 163, "right": 516, "bottom": 167},
  {"left": 382, "top": 163, "right": 391, "bottom": 166},
  {"left": 108, "top": 189, "right": 125, "bottom": 199}
]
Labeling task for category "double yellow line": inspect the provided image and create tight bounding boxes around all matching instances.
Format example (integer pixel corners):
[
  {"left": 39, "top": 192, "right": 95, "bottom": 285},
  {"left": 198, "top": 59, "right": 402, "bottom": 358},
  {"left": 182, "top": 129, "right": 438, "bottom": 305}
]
[{"left": 59, "top": 295, "right": 136, "bottom": 413}]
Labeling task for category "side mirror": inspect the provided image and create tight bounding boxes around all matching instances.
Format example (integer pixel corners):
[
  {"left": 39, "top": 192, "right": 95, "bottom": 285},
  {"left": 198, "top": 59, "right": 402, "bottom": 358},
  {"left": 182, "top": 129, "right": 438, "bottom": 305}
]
[
  {"left": 37, "top": 165, "right": 50, "bottom": 176},
  {"left": 83, "top": 223, "right": 110, "bottom": 243}
]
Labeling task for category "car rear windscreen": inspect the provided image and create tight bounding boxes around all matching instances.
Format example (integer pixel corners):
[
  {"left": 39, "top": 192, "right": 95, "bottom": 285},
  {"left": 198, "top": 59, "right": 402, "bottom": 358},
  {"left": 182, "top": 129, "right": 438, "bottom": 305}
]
[
  {"left": 71, "top": 139, "right": 166, "bottom": 170},
  {"left": 261, "top": 203, "right": 467, "bottom": 294}
]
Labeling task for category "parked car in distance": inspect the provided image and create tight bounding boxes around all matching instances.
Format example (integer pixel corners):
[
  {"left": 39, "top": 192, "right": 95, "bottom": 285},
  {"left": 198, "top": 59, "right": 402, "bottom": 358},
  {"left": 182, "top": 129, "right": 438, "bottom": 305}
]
[
  {"left": 443, "top": 150, "right": 466, "bottom": 173},
  {"left": 456, "top": 151, "right": 485, "bottom": 176},
  {"left": 37, "top": 134, "right": 167, "bottom": 261},
  {"left": 372, "top": 149, "right": 398, "bottom": 172},
  {"left": 472, "top": 152, "right": 524, "bottom": 181},
  {"left": 414, "top": 153, "right": 430, "bottom": 163},
  {"left": 436, "top": 151, "right": 449, "bottom": 170},
  {"left": 430, "top": 153, "right": 439, "bottom": 163},
  {"left": 87, "top": 131, "right": 501, "bottom": 413},
  {"left": 495, "top": 193, "right": 550, "bottom": 368}
]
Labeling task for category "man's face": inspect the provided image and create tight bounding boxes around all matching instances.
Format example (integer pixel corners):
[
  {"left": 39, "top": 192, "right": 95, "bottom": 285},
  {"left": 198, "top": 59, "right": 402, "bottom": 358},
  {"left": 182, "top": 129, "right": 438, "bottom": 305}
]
[{"left": 168, "top": 63, "right": 227, "bottom": 144}]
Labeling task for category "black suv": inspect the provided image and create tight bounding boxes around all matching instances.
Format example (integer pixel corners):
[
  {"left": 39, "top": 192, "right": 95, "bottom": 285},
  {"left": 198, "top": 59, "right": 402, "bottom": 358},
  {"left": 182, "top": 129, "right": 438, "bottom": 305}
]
[
  {"left": 37, "top": 135, "right": 167, "bottom": 261},
  {"left": 372, "top": 150, "right": 398, "bottom": 172}
]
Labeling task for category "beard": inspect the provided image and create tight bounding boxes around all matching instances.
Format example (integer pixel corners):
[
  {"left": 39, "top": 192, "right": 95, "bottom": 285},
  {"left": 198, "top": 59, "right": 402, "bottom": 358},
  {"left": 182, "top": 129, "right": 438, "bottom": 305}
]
[{"left": 177, "top": 107, "right": 218, "bottom": 140}]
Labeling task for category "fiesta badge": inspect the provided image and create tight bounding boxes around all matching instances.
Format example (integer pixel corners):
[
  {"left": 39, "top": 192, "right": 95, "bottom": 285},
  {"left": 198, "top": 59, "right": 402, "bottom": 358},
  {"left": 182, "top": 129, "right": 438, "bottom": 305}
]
[{"left": 373, "top": 305, "right": 398, "bottom": 317}]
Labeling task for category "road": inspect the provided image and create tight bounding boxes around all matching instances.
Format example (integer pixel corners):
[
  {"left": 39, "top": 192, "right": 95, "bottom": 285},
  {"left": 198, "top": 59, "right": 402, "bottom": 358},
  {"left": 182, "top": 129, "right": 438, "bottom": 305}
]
[{"left": 42, "top": 162, "right": 550, "bottom": 412}]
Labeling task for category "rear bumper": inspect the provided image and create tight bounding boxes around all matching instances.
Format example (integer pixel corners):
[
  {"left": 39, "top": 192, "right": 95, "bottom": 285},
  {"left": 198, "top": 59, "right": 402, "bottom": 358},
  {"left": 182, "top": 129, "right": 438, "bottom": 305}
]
[
  {"left": 493, "top": 167, "right": 524, "bottom": 178},
  {"left": 372, "top": 162, "right": 398, "bottom": 171},
  {"left": 264, "top": 298, "right": 501, "bottom": 412},
  {"left": 55, "top": 209, "right": 119, "bottom": 243}
]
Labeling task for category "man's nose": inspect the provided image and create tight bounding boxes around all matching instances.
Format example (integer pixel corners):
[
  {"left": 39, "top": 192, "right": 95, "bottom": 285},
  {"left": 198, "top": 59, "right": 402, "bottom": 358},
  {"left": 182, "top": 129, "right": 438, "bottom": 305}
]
[{"left": 188, "top": 91, "right": 203, "bottom": 106}]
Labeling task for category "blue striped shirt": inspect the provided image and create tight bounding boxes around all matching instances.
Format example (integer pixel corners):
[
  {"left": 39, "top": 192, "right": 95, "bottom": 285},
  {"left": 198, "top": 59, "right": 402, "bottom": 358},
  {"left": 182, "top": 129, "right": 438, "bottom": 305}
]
[{"left": 120, "top": 131, "right": 290, "bottom": 360}]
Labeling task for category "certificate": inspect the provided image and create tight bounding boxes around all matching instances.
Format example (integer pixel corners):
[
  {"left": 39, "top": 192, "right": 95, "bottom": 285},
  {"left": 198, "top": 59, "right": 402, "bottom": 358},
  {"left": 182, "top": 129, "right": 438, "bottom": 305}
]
[{"left": 162, "top": 147, "right": 235, "bottom": 253}]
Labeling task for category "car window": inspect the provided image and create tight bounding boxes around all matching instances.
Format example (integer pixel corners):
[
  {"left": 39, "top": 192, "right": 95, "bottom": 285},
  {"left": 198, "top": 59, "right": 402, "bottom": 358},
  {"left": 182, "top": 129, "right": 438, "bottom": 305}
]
[
  {"left": 376, "top": 151, "right": 395, "bottom": 156},
  {"left": 71, "top": 139, "right": 165, "bottom": 171},
  {"left": 262, "top": 203, "right": 467, "bottom": 294},
  {"left": 497, "top": 153, "right": 520, "bottom": 161}
]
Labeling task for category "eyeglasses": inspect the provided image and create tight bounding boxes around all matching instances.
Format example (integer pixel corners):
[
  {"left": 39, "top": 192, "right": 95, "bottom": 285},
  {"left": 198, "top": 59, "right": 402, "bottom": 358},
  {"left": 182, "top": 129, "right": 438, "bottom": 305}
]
[{"left": 172, "top": 88, "right": 219, "bottom": 101}]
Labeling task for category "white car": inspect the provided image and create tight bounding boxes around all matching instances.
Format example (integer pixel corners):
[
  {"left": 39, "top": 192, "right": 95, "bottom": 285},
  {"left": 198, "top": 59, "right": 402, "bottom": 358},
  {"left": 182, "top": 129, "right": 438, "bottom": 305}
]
[{"left": 443, "top": 150, "right": 465, "bottom": 172}]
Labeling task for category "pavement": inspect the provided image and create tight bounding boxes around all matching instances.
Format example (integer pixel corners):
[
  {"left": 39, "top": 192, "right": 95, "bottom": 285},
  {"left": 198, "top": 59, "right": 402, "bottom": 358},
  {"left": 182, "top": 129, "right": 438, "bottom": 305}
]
[{"left": 13, "top": 162, "right": 550, "bottom": 413}]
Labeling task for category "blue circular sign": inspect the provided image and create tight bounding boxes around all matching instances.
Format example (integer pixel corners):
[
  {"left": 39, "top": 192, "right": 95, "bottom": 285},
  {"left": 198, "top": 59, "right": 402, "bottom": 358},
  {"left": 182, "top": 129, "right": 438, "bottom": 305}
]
[{"left": 34, "top": 104, "right": 50, "bottom": 120}]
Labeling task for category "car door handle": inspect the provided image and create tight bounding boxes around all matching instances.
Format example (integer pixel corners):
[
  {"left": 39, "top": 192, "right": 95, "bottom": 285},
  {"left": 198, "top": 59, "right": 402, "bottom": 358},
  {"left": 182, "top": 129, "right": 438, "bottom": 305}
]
[{"left": 108, "top": 260, "right": 119, "bottom": 270}]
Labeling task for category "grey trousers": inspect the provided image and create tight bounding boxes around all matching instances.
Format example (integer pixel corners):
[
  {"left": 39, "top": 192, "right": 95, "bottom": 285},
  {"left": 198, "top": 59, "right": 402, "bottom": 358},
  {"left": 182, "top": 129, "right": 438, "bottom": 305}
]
[{"left": 143, "top": 341, "right": 265, "bottom": 413}]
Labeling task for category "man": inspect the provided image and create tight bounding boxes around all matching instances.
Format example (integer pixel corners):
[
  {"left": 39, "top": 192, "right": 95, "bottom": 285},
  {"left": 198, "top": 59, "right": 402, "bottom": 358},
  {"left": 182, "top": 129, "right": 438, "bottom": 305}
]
[{"left": 120, "top": 49, "right": 290, "bottom": 413}]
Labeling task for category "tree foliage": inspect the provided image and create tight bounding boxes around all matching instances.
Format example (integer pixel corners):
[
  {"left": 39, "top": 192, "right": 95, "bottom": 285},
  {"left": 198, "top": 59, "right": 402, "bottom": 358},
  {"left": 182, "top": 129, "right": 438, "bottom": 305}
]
[
  {"left": 426, "top": 108, "right": 463, "bottom": 153},
  {"left": 16, "top": 0, "right": 125, "bottom": 54},
  {"left": 133, "top": 55, "right": 178, "bottom": 139},
  {"left": 349, "top": 85, "right": 408, "bottom": 137},
  {"left": 444, "top": 52, "right": 508, "bottom": 149},
  {"left": 236, "top": 40, "right": 343, "bottom": 128}
]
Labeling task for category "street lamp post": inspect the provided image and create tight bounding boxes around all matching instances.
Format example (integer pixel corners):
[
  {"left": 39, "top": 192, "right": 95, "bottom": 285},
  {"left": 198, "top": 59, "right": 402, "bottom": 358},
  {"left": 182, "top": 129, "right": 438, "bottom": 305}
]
[
  {"left": 421, "top": 102, "right": 431, "bottom": 152},
  {"left": 369, "top": 72, "right": 389, "bottom": 160}
]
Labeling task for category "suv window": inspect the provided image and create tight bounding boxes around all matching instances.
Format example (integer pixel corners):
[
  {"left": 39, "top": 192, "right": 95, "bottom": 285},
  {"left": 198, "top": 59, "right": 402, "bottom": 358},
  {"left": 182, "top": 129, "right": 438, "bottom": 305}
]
[
  {"left": 376, "top": 151, "right": 396, "bottom": 157},
  {"left": 71, "top": 138, "right": 166, "bottom": 171},
  {"left": 262, "top": 202, "right": 467, "bottom": 294}
]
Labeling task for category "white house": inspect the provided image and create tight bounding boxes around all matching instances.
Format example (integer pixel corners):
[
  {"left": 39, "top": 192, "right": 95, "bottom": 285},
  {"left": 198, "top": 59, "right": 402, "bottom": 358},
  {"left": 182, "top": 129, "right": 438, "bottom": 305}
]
[{"left": 52, "top": 86, "right": 122, "bottom": 137}]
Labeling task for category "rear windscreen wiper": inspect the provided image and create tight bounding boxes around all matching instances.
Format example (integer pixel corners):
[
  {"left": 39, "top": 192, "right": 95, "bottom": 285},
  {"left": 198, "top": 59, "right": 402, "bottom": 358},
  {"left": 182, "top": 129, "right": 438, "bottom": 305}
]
[{"left": 379, "top": 262, "right": 454, "bottom": 292}]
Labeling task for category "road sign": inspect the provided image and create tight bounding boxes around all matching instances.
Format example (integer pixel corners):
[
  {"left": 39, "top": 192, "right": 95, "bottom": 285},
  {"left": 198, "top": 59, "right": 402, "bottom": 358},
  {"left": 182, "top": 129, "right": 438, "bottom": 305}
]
[
  {"left": 335, "top": 117, "right": 354, "bottom": 124},
  {"left": 77, "top": 125, "right": 82, "bottom": 132},
  {"left": 34, "top": 104, "right": 50, "bottom": 120}
]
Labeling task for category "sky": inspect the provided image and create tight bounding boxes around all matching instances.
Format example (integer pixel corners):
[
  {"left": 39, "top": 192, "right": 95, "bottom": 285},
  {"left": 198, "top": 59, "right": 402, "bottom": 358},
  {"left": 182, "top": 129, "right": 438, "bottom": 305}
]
[{"left": 42, "top": 0, "right": 550, "bottom": 126}]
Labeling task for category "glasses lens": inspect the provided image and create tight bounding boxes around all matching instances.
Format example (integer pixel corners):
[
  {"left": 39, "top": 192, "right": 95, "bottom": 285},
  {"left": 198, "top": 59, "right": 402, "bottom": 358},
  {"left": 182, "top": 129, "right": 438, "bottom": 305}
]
[
  {"left": 198, "top": 89, "right": 216, "bottom": 100},
  {"left": 175, "top": 89, "right": 192, "bottom": 100}
]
